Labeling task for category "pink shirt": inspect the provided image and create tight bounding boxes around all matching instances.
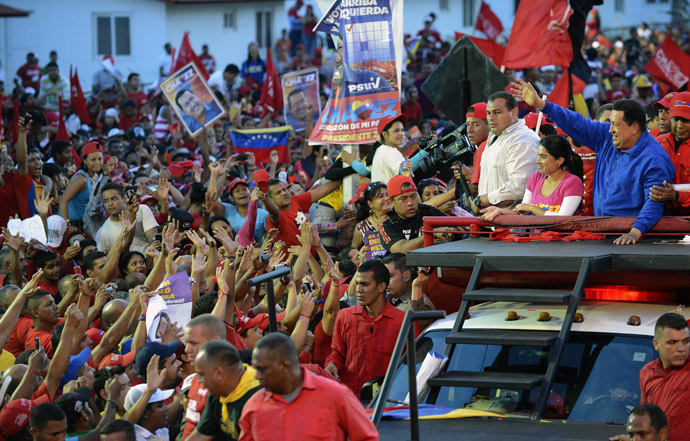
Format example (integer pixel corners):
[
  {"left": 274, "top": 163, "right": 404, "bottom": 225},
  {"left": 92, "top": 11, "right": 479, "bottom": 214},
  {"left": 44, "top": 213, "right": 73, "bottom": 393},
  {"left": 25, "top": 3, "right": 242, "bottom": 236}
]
[{"left": 526, "top": 171, "right": 583, "bottom": 215}]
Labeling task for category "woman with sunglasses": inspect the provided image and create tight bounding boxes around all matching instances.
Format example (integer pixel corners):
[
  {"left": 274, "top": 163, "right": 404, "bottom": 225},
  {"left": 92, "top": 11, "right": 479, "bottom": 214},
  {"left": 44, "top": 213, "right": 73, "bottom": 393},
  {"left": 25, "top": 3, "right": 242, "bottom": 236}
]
[{"left": 350, "top": 182, "right": 391, "bottom": 249}]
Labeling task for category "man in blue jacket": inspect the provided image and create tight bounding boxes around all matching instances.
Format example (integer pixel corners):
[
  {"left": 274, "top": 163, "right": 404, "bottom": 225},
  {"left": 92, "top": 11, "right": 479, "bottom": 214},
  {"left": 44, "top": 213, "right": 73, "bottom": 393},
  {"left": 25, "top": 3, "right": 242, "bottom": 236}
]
[{"left": 511, "top": 79, "right": 675, "bottom": 245}]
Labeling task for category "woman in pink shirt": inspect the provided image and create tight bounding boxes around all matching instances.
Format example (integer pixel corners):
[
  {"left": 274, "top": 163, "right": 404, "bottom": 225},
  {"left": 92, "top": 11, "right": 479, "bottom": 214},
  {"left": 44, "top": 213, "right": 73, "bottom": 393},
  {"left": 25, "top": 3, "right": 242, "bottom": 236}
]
[{"left": 482, "top": 135, "right": 584, "bottom": 219}]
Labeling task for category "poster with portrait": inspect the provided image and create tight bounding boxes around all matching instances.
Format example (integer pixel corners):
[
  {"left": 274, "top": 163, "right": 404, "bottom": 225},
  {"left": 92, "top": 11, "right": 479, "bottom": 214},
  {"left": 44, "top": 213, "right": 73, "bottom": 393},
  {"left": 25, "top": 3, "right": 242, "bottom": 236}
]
[
  {"left": 161, "top": 62, "right": 225, "bottom": 137},
  {"left": 281, "top": 68, "right": 321, "bottom": 133},
  {"left": 146, "top": 272, "right": 194, "bottom": 342}
]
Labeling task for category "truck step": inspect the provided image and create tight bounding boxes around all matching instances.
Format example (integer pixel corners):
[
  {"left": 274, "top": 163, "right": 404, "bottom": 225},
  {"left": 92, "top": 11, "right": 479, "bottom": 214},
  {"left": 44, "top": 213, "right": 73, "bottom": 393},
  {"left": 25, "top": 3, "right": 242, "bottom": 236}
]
[
  {"left": 463, "top": 288, "right": 572, "bottom": 303},
  {"left": 428, "top": 371, "right": 544, "bottom": 390},
  {"left": 446, "top": 330, "right": 559, "bottom": 347}
]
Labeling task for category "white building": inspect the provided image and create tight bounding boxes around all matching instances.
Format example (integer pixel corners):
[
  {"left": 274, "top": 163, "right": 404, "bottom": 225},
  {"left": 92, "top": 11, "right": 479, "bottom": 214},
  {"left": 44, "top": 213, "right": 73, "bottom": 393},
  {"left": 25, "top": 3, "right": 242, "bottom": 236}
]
[{"left": 0, "top": 0, "right": 674, "bottom": 92}]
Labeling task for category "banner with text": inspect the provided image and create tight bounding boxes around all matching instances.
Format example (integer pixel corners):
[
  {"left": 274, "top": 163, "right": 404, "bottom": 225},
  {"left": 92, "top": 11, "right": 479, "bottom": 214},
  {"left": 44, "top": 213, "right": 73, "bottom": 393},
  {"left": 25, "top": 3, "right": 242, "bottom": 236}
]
[
  {"left": 310, "top": 0, "right": 403, "bottom": 145},
  {"left": 282, "top": 68, "right": 321, "bottom": 133}
]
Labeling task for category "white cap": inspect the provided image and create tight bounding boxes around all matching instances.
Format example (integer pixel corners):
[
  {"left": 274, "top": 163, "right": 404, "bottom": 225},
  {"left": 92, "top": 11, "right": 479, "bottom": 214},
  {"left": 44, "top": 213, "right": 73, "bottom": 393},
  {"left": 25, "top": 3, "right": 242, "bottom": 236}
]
[
  {"left": 124, "top": 384, "right": 174, "bottom": 411},
  {"left": 46, "top": 215, "right": 67, "bottom": 248},
  {"left": 540, "top": 65, "right": 556, "bottom": 72},
  {"left": 105, "top": 108, "right": 119, "bottom": 121},
  {"left": 180, "top": 373, "right": 196, "bottom": 393},
  {"left": 24, "top": 87, "right": 36, "bottom": 95},
  {"left": 107, "top": 128, "right": 124, "bottom": 138}
]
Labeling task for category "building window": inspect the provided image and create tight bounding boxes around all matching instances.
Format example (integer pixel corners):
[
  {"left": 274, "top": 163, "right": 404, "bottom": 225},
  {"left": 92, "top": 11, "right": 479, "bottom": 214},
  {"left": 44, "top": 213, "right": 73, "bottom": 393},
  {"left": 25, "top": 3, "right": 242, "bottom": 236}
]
[
  {"left": 96, "top": 14, "right": 131, "bottom": 56},
  {"left": 223, "top": 11, "right": 236, "bottom": 29},
  {"left": 440, "top": 0, "right": 449, "bottom": 11},
  {"left": 256, "top": 10, "right": 273, "bottom": 48},
  {"left": 615, "top": 0, "right": 624, "bottom": 12},
  {"left": 463, "top": 0, "right": 475, "bottom": 27}
]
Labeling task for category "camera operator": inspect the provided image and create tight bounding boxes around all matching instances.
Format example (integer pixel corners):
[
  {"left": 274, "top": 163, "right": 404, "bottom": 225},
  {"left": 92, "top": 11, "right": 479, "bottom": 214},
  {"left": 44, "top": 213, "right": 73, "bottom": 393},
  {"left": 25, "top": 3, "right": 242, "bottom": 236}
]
[{"left": 474, "top": 92, "right": 539, "bottom": 213}]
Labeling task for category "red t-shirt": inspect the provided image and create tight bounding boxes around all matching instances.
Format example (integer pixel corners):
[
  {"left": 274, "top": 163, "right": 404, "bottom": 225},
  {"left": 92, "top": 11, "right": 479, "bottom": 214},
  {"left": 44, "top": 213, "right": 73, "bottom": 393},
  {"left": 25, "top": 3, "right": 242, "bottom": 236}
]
[
  {"left": 16, "top": 64, "right": 42, "bottom": 90},
  {"left": 225, "top": 323, "right": 249, "bottom": 351},
  {"left": 181, "top": 374, "right": 209, "bottom": 441},
  {"left": 6, "top": 316, "right": 34, "bottom": 356},
  {"left": 312, "top": 321, "right": 332, "bottom": 368},
  {"left": 24, "top": 318, "right": 65, "bottom": 358},
  {"left": 37, "top": 280, "right": 58, "bottom": 297},
  {"left": 640, "top": 358, "right": 690, "bottom": 441},
  {"left": 128, "top": 91, "right": 148, "bottom": 110},
  {"left": 119, "top": 112, "right": 142, "bottom": 132},
  {"left": 0, "top": 173, "right": 21, "bottom": 229},
  {"left": 401, "top": 101, "right": 422, "bottom": 124},
  {"left": 265, "top": 192, "right": 313, "bottom": 250},
  {"left": 15, "top": 172, "right": 39, "bottom": 219},
  {"left": 471, "top": 140, "right": 487, "bottom": 185}
]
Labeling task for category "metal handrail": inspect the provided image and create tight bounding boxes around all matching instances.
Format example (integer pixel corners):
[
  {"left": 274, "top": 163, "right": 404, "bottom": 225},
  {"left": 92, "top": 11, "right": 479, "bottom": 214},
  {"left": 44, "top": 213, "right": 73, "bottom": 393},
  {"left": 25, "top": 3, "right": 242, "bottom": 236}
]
[{"left": 370, "top": 310, "right": 447, "bottom": 441}]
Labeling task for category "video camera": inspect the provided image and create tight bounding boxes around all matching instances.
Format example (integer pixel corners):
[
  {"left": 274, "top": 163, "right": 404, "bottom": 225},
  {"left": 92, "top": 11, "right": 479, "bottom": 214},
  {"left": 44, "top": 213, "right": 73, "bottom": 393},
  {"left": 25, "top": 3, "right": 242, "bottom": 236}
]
[{"left": 417, "top": 123, "right": 476, "bottom": 175}]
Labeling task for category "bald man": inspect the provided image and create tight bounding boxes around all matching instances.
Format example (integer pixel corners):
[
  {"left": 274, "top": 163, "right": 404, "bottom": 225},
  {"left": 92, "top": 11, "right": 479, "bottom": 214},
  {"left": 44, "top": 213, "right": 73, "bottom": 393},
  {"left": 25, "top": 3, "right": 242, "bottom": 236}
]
[{"left": 101, "top": 300, "right": 128, "bottom": 332}]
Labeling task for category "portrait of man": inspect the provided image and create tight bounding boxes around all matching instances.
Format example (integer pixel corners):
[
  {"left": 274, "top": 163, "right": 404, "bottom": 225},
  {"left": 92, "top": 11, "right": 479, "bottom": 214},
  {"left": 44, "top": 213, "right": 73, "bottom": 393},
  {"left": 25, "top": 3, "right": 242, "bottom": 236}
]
[{"left": 174, "top": 86, "right": 223, "bottom": 135}]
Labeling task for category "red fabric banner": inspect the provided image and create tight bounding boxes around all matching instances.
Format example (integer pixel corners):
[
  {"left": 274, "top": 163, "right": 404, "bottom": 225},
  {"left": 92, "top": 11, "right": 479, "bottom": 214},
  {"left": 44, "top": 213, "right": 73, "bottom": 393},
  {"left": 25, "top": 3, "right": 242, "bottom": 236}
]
[
  {"left": 56, "top": 95, "right": 69, "bottom": 142},
  {"left": 173, "top": 32, "right": 209, "bottom": 80},
  {"left": 548, "top": 70, "right": 586, "bottom": 109},
  {"left": 503, "top": 0, "right": 573, "bottom": 69},
  {"left": 454, "top": 32, "right": 506, "bottom": 67},
  {"left": 70, "top": 66, "right": 92, "bottom": 125},
  {"left": 644, "top": 36, "right": 690, "bottom": 90},
  {"left": 258, "top": 48, "right": 284, "bottom": 115},
  {"left": 475, "top": 1, "right": 503, "bottom": 41}
]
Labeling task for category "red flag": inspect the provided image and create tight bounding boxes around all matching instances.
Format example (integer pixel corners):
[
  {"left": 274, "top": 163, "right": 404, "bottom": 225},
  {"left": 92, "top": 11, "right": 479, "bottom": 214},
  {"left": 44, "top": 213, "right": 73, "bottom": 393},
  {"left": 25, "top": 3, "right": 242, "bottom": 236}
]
[
  {"left": 173, "top": 33, "right": 209, "bottom": 80},
  {"left": 70, "top": 66, "right": 92, "bottom": 125},
  {"left": 10, "top": 98, "right": 19, "bottom": 146},
  {"left": 455, "top": 32, "right": 506, "bottom": 67},
  {"left": 644, "top": 36, "right": 690, "bottom": 90},
  {"left": 548, "top": 69, "right": 586, "bottom": 109},
  {"left": 503, "top": 0, "right": 573, "bottom": 69},
  {"left": 475, "top": 1, "right": 503, "bottom": 41},
  {"left": 258, "top": 48, "right": 283, "bottom": 116}
]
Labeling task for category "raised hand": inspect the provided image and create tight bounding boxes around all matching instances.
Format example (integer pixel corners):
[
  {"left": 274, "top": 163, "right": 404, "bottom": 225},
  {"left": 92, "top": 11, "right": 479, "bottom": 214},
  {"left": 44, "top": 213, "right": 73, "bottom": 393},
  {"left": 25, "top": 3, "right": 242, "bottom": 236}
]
[
  {"left": 165, "top": 248, "right": 180, "bottom": 275},
  {"left": 103, "top": 156, "right": 118, "bottom": 176},
  {"left": 19, "top": 269, "right": 43, "bottom": 299},
  {"left": 213, "top": 225, "right": 239, "bottom": 256},
  {"left": 2, "top": 229, "right": 24, "bottom": 253},
  {"left": 298, "top": 222, "right": 313, "bottom": 247},
  {"left": 192, "top": 163, "right": 202, "bottom": 183},
  {"left": 160, "top": 320, "right": 183, "bottom": 344},
  {"left": 510, "top": 79, "right": 545, "bottom": 110},
  {"left": 216, "top": 266, "right": 230, "bottom": 294},
  {"left": 198, "top": 228, "right": 216, "bottom": 248},
  {"left": 146, "top": 354, "right": 167, "bottom": 391},
  {"left": 191, "top": 252, "right": 207, "bottom": 276},
  {"left": 80, "top": 278, "right": 100, "bottom": 298},
  {"left": 63, "top": 242, "right": 81, "bottom": 261},
  {"left": 157, "top": 177, "right": 171, "bottom": 201},
  {"left": 34, "top": 190, "right": 52, "bottom": 217}
]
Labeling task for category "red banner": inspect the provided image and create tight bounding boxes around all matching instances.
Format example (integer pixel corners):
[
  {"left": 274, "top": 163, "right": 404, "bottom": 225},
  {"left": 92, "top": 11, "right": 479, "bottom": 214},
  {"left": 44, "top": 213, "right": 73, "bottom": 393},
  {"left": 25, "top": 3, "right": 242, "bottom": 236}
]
[
  {"left": 503, "top": 0, "right": 573, "bottom": 69},
  {"left": 173, "top": 32, "right": 209, "bottom": 80},
  {"left": 70, "top": 66, "right": 92, "bottom": 125},
  {"left": 455, "top": 32, "right": 505, "bottom": 67},
  {"left": 644, "top": 36, "right": 690, "bottom": 90},
  {"left": 475, "top": 1, "right": 503, "bottom": 41},
  {"left": 258, "top": 48, "right": 284, "bottom": 115},
  {"left": 548, "top": 70, "right": 586, "bottom": 109}
]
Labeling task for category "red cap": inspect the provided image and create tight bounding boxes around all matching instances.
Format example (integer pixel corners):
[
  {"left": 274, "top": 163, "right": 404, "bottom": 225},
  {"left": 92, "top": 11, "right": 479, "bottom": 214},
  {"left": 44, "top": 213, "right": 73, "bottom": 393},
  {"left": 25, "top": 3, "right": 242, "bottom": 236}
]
[
  {"left": 387, "top": 175, "right": 416, "bottom": 198},
  {"left": 378, "top": 114, "right": 408, "bottom": 135},
  {"left": 653, "top": 92, "right": 675, "bottom": 110},
  {"left": 81, "top": 142, "right": 104, "bottom": 158},
  {"left": 349, "top": 182, "right": 370, "bottom": 205},
  {"left": 234, "top": 305, "right": 286, "bottom": 334},
  {"left": 228, "top": 178, "right": 248, "bottom": 194},
  {"left": 168, "top": 160, "right": 196, "bottom": 178},
  {"left": 523, "top": 112, "right": 555, "bottom": 130},
  {"left": 86, "top": 328, "right": 105, "bottom": 347},
  {"left": 98, "top": 351, "right": 137, "bottom": 370},
  {"left": 296, "top": 44, "right": 306, "bottom": 50},
  {"left": 465, "top": 102, "right": 487, "bottom": 120},
  {"left": 253, "top": 169, "right": 270, "bottom": 193},
  {"left": 670, "top": 92, "right": 690, "bottom": 120},
  {"left": 138, "top": 194, "right": 159, "bottom": 205},
  {"left": 0, "top": 399, "right": 34, "bottom": 436}
]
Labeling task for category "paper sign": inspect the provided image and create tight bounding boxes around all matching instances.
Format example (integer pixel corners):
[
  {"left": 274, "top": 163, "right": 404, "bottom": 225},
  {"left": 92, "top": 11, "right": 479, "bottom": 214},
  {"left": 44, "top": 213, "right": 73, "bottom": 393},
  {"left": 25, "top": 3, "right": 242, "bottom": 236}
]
[
  {"left": 282, "top": 68, "right": 321, "bottom": 133},
  {"left": 145, "top": 294, "right": 169, "bottom": 343},
  {"left": 364, "top": 230, "right": 387, "bottom": 260},
  {"left": 7, "top": 215, "right": 47, "bottom": 245},
  {"left": 153, "top": 272, "right": 194, "bottom": 340},
  {"left": 161, "top": 62, "right": 225, "bottom": 137}
]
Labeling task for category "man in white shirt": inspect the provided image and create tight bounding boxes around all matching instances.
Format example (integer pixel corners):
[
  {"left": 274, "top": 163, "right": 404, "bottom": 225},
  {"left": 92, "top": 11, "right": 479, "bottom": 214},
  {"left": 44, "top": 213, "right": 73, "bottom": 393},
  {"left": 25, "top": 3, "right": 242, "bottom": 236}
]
[
  {"left": 158, "top": 43, "right": 173, "bottom": 79},
  {"left": 96, "top": 182, "right": 158, "bottom": 254},
  {"left": 475, "top": 91, "right": 539, "bottom": 210}
]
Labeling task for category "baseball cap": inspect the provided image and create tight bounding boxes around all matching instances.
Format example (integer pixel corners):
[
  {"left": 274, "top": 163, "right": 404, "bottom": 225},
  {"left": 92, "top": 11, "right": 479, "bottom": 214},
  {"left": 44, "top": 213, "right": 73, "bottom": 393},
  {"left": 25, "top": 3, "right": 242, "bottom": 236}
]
[
  {"left": 98, "top": 351, "right": 137, "bottom": 370},
  {"left": 135, "top": 340, "right": 180, "bottom": 377},
  {"left": 349, "top": 182, "right": 370, "bottom": 205},
  {"left": 168, "top": 160, "right": 195, "bottom": 178},
  {"left": 138, "top": 194, "right": 159, "bottom": 206},
  {"left": 523, "top": 112, "right": 555, "bottom": 130},
  {"left": 0, "top": 399, "right": 35, "bottom": 436},
  {"left": 387, "top": 175, "right": 416, "bottom": 198},
  {"left": 55, "top": 387, "right": 91, "bottom": 428},
  {"left": 253, "top": 169, "right": 270, "bottom": 193},
  {"left": 81, "top": 142, "right": 104, "bottom": 158},
  {"left": 124, "top": 384, "right": 174, "bottom": 412},
  {"left": 634, "top": 75, "right": 652, "bottom": 88},
  {"left": 653, "top": 92, "right": 675, "bottom": 110},
  {"left": 169, "top": 209, "right": 194, "bottom": 232},
  {"left": 465, "top": 102, "right": 487, "bottom": 120},
  {"left": 107, "top": 128, "right": 125, "bottom": 138},
  {"left": 59, "top": 347, "right": 92, "bottom": 389},
  {"left": 46, "top": 215, "right": 68, "bottom": 248},
  {"left": 180, "top": 373, "right": 196, "bottom": 393},
  {"left": 105, "top": 108, "right": 119, "bottom": 121},
  {"left": 670, "top": 92, "right": 690, "bottom": 120},
  {"left": 378, "top": 114, "right": 408, "bottom": 135},
  {"left": 86, "top": 327, "right": 105, "bottom": 347},
  {"left": 256, "top": 312, "right": 286, "bottom": 332},
  {"left": 228, "top": 178, "right": 248, "bottom": 194}
]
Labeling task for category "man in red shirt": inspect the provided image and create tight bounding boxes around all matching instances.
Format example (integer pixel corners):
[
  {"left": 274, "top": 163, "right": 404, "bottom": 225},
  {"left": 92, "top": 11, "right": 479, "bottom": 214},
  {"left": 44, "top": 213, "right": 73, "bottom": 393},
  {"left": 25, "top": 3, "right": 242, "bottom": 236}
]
[
  {"left": 24, "top": 290, "right": 63, "bottom": 357},
  {"left": 34, "top": 250, "right": 60, "bottom": 297},
  {"left": 264, "top": 177, "right": 341, "bottom": 250},
  {"left": 180, "top": 314, "right": 226, "bottom": 441},
  {"left": 119, "top": 73, "right": 148, "bottom": 111},
  {"left": 0, "top": 285, "right": 34, "bottom": 356},
  {"left": 119, "top": 99, "right": 142, "bottom": 132},
  {"left": 639, "top": 312, "right": 690, "bottom": 441},
  {"left": 466, "top": 102, "right": 489, "bottom": 195},
  {"left": 325, "top": 260, "right": 404, "bottom": 398},
  {"left": 652, "top": 92, "right": 674, "bottom": 138},
  {"left": 199, "top": 45, "right": 216, "bottom": 75},
  {"left": 240, "top": 332, "right": 378, "bottom": 441},
  {"left": 14, "top": 52, "right": 42, "bottom": 92},
  {"left": 651, "top": 92, "right": 690, "bottom": 215}
]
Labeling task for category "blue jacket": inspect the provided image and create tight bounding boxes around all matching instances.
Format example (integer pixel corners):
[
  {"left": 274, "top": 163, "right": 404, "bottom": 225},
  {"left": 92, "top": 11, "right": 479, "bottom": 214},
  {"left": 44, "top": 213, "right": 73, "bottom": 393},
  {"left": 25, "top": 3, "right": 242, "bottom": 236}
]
[{"left": 542, "top": 101, "right": 675, "bottom": 235}]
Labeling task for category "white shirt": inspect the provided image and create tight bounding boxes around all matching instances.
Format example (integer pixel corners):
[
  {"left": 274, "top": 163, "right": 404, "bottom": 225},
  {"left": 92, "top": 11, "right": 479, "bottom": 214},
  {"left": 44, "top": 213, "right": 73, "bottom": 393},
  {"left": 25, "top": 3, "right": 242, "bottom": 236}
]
[
  {"left": 134, "top": 424, "right": 169, "bottom": 441},
  {"left": 159, "top": 53, "right": 172, "bottom": 77},
  {"left": 479, "top": 119, "right": 539, "bottom": 205},
  {"left": 371, "top": 144, "right": 405, "bottom": 185},
  {"left": 96, "top": 204, "right": 159, "bottom": 254}
]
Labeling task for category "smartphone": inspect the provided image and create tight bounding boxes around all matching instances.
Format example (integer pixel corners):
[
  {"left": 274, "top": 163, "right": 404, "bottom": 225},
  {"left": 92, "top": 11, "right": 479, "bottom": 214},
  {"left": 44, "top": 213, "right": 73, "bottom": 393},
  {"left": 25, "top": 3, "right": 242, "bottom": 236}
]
[
  {"left": 420, "top": 266, "right": 433, "bottom": 276},
  {"left": 248, "top": 182, "right": 256, "bottom": 190},
  {"left": 73, "top": 261, "right": 82, "bottom": 276},
  {"left": 148, "top": 185, "right": 158, "bottom": 192},
  {"left": 125, "top": 186, "right": 137, "bottom": 202},
  {"left": 154, "top": 233, "right": 162, "bottom": 242},
  {"left": 35, "top": 337, "right": 41, "bottom": 349},
  {"left": 236, "top": 153, "right": 249, "bottom": 161}
]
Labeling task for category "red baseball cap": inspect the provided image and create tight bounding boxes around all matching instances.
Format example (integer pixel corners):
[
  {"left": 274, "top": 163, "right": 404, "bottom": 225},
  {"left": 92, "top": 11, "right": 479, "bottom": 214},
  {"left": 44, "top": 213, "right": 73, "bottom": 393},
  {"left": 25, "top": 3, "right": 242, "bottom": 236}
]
[
  {"left": 523, "top": 112, "right": 555, "bottom": 130},
  {"left": 670, "top": 92, "right": 690, "bottom": 120},
  {"left": 349, "top": 182, "right": 370, "bottom": 205},
  {"left": 228, "top": 178, "right": 249, "bottom": 194},
  {"left": 86, "top": 328, "right": 105, "bottom": 347},
  {"left": 653, "top": 92, "right": 675, "bottom": 110},
  {"left": 0, "top": 399, "right": 35, "bottom": 436},
  {"left": 466, "top": 102, "right": 487, "bottom": 120},
  {"left": 138, "top": 194, "right": 159, "bottom": 205},
  {"left": 81, "top": 142, "right": 104, "bottom": 158},
  {"left": 98, "top": 351, "right": 137, "bottom": 370},
  {"left": 378, "top": 114, "right": 408, "bottom": 135},
  {"left": 168, "top": 160, "right": 196, "bottom": 178},
  {"left": 253, "top": 169, "right": 270, "bottom": 193},
  {"left": 387, "top": 175, "right": 416, "bottom": 198}
]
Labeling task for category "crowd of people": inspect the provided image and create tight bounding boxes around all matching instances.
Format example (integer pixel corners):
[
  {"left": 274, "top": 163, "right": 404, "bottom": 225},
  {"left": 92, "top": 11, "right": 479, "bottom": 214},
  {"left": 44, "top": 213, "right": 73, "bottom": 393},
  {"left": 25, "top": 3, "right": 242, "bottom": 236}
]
[{"left": 0, "top": 3, "right": 689, "bottom": 441}]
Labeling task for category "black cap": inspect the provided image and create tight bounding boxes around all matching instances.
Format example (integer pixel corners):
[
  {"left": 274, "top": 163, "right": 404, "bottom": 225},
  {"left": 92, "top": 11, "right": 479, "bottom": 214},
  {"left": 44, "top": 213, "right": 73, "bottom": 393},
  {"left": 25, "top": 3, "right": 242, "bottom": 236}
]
[
  {"left": 169, "top": 210, "right": 194, "bottom": 232},
  {"left": 55, "top": 387, "right": 91, "bottom": 428}
]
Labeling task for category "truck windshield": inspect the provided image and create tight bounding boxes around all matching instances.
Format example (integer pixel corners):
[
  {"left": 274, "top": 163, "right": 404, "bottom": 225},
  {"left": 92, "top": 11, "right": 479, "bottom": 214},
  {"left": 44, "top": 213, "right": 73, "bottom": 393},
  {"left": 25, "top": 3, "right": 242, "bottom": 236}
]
[{"left": 386, "top": 330, "right": 655, "bottom": 424}]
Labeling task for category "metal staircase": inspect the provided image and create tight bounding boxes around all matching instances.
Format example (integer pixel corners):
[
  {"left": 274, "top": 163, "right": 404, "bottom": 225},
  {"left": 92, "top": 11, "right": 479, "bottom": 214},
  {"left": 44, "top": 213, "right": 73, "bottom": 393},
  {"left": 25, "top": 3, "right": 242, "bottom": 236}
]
[{"left": 425, "top": 256, "right": 608, "bottom": 419}]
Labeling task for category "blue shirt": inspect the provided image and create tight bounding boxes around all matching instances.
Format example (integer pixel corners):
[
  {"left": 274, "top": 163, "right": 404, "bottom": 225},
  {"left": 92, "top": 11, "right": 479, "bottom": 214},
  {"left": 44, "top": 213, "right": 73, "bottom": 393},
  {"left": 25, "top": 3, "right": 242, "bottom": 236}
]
[
  {"left": 240, "top": 59, "right": 266, "bottom": 85},
  {"left": 222, "top": 202, "right": 268, "bottom": 243},
  {"left": 542, "top": 101, "right": 675, "bottom": 234}
]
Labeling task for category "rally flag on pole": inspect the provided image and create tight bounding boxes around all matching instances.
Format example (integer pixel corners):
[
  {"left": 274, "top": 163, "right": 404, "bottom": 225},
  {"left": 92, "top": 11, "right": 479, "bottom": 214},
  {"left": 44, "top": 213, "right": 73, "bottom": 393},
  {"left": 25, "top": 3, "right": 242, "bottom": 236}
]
[
  {"left": 173, "top": 32, "right": 209, "bottom": 80},
  {"left": 644, "top": 36, "right": 690, "bottom": 90},
  {"left": 258, "top": 48, "right": 283, "bottom": 116},
  {"left": 454, "top": 32, "right": 505, "bottom": 67},
  {"left": 475, "top": 1, "right": 503, "bottom": 41},
  {"left": 70, "top": 67, "right": 92, "bottom": 125},
  {"left": 548, "top": 69, "right": 587, "bottom": 116},
  {"left": 229, "top": 126, "right": 291, "bottom": 164},
  {"left": 503, "top": 0, "right": 573, "bottom": 70}
]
